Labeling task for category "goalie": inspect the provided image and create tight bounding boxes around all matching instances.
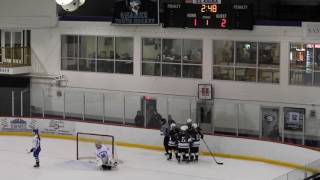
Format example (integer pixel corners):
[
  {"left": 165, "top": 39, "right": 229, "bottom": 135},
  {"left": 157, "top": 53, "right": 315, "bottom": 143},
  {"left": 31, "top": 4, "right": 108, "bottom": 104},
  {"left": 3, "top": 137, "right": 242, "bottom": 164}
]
[{"left": 95, "top": 141, "right": 116, "bottom": 170}]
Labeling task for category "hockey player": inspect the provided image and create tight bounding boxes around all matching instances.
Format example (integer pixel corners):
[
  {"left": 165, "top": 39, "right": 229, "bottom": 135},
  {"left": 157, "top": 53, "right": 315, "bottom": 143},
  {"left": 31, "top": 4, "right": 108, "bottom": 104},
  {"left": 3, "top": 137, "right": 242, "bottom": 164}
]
[
  {"left": 177, "top": 125, "right": 191, "bottom": 163},
  {"left": 167, "top": 123, "right": 179, "bottom": 160},
  {"left": 160, "top": 118, "right": 170, "bottom": 156},
  {"left": 186, "top": 118, "right": 193, "bottom": 135},
  {"left": 28, "top": 129, "right": 41, "bottom": 168},
  {"left": 95, "top": 141, "right": 114, "bottom": 170},
  {"left": 189, "top": 123, "right": 203, "bottom": 162}
]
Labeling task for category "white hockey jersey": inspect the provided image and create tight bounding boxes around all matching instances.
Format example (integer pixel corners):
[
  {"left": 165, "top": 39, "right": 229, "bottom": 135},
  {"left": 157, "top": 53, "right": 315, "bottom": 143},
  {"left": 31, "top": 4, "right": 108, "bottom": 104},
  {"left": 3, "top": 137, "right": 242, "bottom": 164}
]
[
  {"left": 96, "top": 145, "right": 112, "bottom": 160},
  {"left": 32, "top": 135, "right": 41, "bottom": 150}
]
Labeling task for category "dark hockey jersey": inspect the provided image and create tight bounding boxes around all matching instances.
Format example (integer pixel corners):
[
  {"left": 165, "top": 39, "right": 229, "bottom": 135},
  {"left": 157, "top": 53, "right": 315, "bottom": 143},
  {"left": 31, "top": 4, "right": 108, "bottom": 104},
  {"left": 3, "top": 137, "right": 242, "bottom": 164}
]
[
  {"left": 168, "top": 128, "right": 180, "bottom": 147},
  {"left": 178, "top": 133, "right": 191, "bottom": 149},
  {"left": 189, "top": 128, "right": 203, "bottom": 148}
]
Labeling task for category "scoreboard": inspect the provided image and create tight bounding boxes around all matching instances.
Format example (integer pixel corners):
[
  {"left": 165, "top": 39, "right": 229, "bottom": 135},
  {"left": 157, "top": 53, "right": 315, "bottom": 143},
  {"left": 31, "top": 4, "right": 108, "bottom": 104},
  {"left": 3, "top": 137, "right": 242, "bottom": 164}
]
[{"left": 163, "top": 3, "right": 253, "bottom": 30}]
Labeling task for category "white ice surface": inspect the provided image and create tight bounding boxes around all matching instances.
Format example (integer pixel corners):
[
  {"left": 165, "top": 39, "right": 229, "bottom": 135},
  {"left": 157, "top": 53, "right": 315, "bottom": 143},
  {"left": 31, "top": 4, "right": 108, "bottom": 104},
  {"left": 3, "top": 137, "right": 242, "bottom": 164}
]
[{"left": 0, "top": 136, "right": 292, "bottom": 180}]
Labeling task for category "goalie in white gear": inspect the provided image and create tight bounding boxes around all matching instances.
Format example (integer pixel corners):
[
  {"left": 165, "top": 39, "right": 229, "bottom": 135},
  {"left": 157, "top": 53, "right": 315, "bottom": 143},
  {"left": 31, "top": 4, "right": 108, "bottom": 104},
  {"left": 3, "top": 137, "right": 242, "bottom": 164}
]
[{"left": 95, "top": 141, "right": 115, "bottom": 170}]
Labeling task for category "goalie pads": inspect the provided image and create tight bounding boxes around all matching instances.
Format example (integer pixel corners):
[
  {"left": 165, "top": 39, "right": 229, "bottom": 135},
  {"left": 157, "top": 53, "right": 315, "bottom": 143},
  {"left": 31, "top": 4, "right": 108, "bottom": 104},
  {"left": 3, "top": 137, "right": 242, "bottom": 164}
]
[{"left": 96, "top": 157, "right": 117, "bottom": 170}]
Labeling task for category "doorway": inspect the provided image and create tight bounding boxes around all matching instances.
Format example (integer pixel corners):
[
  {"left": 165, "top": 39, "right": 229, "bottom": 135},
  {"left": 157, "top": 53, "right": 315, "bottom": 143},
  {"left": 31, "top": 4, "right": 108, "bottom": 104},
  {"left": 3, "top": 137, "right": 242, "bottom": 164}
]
[
  {"left": 141, "top": 96, "right": 158, "bottom": 128},
  {"left": 196, "top": 101, "right": 213, "bottom": 133},
  {"left": 261, "top": 107, "right": 280, "bottom": 141}
]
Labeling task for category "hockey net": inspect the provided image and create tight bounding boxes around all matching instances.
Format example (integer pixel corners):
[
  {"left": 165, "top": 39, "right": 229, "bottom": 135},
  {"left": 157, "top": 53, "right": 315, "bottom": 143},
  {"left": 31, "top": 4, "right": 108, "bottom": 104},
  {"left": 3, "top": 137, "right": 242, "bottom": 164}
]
[{"left": 76, "top": 132, "right": 116, "bottom": 161}]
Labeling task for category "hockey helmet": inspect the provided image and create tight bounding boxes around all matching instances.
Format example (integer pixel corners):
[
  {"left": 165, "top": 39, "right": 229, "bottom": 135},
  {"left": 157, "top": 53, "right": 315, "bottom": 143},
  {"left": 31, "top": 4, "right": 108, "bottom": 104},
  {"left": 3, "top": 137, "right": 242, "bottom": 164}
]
[
  {"left": 192, "top": 123, "right": 198, "bottom": 129},
  {"left": 186, "top": 118, "right": 192, "bottom": 124},
  {"left": 95, "top": 141, "right": 102, "bottom": 149},
  {"left": 180, "top": 125, "right": 188, "bottom": 131},
  {"left": 170, "top": 123, "right": 176, "bottom": 129},
  {"left": 32, "top": 129, "right": 39, "bottom": 135}
]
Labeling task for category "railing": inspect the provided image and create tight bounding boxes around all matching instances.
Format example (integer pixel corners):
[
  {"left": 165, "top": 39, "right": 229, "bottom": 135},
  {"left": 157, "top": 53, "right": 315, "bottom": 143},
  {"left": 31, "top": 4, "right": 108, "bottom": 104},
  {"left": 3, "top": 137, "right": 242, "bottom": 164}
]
[
  {"left": 24, "top": 86, "right": 320, "bottom": 150},
  {"left": 2, "top": 86, "right": 319, "bottom": 150},
  {"left": 0, "top": 47, "right": 31, "bottom": 67},
  {"left": 272, "top": 158, "right": 320, "bottom": 180}
]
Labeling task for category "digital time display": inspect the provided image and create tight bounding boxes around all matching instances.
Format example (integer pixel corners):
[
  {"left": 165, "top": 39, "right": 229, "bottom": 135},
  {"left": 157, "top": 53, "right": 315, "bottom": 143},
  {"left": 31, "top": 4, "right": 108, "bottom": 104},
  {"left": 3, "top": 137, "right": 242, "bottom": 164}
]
[
  {"left": 200, "top": 4, "right": 218, "bottom": 13},
  {"left": 163, "top": 3, "right": 253, "bottom": 30}
]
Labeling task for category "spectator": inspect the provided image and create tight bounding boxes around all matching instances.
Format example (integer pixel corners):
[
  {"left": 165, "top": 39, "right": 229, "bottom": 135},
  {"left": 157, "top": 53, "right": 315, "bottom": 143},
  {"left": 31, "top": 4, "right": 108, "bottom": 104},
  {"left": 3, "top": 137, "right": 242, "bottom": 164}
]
[
  {"left": 134, "top": 110, "right": 144, "bottom": 127},
  {"left": 148, "top": 110, "right": 162, "bottom": 129}
]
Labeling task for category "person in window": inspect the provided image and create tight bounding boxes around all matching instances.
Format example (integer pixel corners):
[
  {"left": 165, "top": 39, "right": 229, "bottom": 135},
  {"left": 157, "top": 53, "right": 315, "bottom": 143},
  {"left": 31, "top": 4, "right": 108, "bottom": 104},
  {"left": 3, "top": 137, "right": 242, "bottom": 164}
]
[
  {"left": 134, "top": 110, "right": 144, "bottom": 127},
  {"left": 162, "top": 46, "right": 173, "bottom": 61},
  {"left": 192, "top": 48, "right": 202, "bottom": 63}
]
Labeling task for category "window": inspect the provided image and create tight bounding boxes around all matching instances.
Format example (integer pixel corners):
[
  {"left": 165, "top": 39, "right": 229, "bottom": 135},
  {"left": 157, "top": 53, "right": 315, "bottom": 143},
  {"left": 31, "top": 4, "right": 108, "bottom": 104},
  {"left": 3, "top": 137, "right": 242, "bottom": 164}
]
[
  {"left": 235, "top": 41, "right": 257, "bottom": 82},
  {"left": 115, "top": 37, "right": 133, "bottom": 74},
  {"left": 289, "top": 43, "right": 319, "bottom": 86},
  {"left": 61, "top": 35, "right": 78, "bottom": 71},
  {"left": 142, "top": 38, "right": 202, "bottom": 78},
  {"left": 258, "top": 43, "right": 280, "bottom": 83},
  {"left": 97, "top": 37, "right": 114, "bottom": 73},
  {"left": 142, "top": 38, "right": 161, "bottom": 76},
  {"left": 213, "top": 40, "right": 280, "bottom": 83},
  {"left": 182, "top": 39, "right": 202, "bottom": 78},
  {"left": 213, "top": 40, "right": 234, "bottom": 80},
  {"left": 79, "top": 36, "right": 96, "bottom": 72},
  {"left": 61, "top": 35, "right": 133, "bottom": 74}
]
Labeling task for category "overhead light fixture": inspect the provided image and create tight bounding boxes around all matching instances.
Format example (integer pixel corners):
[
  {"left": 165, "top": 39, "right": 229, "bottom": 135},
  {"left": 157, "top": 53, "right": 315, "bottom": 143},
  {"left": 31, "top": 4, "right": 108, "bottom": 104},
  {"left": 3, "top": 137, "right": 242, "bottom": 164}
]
[
  {"left": 59, "top": 0, "right": 86, "bottom": 12},
  {"left": 61, "top": 0, "right": 80, "bottom": 12},
  {"left": 55, "top": 0, "right": 73, "bottom": 6},
  {"left": 79, "top": 0, "right": 85, "bottom": 6}
]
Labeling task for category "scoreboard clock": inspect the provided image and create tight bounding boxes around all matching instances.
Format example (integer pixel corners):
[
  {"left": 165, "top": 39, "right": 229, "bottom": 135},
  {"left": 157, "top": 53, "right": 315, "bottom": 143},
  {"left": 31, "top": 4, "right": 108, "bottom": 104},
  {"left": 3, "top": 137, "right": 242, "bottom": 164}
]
[{"left": 163, "top": 3, "right": 253, "bottom": 30}]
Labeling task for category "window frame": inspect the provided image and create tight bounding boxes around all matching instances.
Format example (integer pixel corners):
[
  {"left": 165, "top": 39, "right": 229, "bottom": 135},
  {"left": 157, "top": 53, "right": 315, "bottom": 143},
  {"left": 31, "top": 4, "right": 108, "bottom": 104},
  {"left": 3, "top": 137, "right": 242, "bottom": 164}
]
[
  {"left": 141, "top": 37, "right": 203, "bottom": 79},
  {"left": 212, "top": 39, "right": 280, "bottom": 84},
  {"left": 288, "top": 42, "right": 319, "bottom": 86},
  {"left": 61, "top": 34, "right": 134, "bottom": 75}
]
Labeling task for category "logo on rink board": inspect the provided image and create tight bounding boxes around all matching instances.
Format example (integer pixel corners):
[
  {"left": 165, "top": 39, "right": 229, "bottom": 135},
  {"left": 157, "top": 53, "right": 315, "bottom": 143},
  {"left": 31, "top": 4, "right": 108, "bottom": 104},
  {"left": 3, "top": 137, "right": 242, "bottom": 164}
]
[
  {"left": 0, "top": 118, "right": 75, "bottom": 135},
  {"left": 41, "top": 120, "right": 75, "bottom": 136},
  {"left": 49, "top": 120, "right": 65, "bottom": 130},
  {"left": 0, "top": 118, "right": 32, "bottom": 132}
]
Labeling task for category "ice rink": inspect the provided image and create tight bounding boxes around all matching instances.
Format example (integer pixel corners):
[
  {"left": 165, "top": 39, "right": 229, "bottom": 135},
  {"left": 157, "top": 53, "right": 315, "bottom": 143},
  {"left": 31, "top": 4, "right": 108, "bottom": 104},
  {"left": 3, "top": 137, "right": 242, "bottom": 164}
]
[{"left": 0, "top": 136, "right": 293, "bottom": 180}]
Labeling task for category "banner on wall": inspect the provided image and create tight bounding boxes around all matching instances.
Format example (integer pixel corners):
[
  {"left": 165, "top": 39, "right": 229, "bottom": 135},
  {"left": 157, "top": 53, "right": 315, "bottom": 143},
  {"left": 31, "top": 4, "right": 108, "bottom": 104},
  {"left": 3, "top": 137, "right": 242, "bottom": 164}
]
[
  {"left": 283, "top": 107, "right": 305, "bottom": 131},
  {"left": 112, "top": 0, "right": 159, "bottom": 24},
  {"left": 0, "top": 118, "right": 75, "bottom": 136}
]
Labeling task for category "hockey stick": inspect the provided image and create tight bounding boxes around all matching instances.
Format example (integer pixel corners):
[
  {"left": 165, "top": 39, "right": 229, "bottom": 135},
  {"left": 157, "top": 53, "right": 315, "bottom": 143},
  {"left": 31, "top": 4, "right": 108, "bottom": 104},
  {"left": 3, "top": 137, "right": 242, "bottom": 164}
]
[{"left": 201, "top": 139, "right": 223, "bottom": 165}]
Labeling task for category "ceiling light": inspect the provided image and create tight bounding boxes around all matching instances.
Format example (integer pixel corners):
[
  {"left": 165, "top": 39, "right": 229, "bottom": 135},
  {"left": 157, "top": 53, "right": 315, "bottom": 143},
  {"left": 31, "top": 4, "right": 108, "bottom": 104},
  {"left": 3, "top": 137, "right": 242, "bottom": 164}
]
[
  {"left": 79, "top": 0, "right": 85, "bottom": 6},
  {"left": 55, "top": 0, "right": 73, "bottom": 6},
  {"left": 61, "top": 0, "right": 80, "bottom": 12}
]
